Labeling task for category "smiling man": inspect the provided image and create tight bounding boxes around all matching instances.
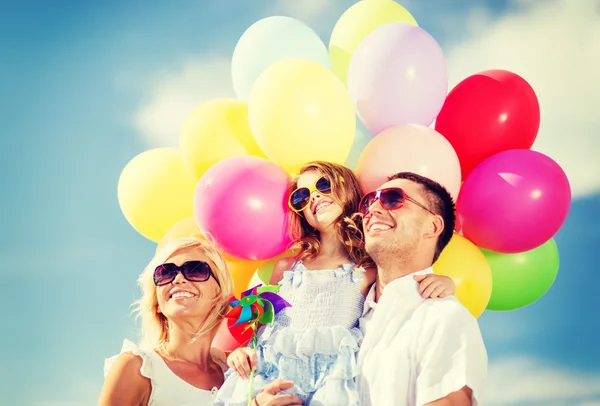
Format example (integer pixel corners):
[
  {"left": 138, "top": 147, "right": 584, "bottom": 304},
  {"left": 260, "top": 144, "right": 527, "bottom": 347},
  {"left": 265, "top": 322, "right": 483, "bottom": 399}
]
[{"left": 356, "top": 172, "right": 488, "bottom": 406}]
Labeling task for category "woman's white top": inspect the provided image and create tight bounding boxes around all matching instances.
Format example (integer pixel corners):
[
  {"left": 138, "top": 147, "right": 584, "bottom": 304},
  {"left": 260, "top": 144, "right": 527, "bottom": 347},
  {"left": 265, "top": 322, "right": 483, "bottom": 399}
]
[{"left": 104, "top": 339, "right": 228, "bottom": 406}]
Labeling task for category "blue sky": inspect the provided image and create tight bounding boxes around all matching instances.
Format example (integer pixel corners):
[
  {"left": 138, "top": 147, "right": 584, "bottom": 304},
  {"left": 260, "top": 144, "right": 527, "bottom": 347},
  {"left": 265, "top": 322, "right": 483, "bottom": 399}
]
[{"left": 1, "top": 0, "right": 599, "bottom": 405}]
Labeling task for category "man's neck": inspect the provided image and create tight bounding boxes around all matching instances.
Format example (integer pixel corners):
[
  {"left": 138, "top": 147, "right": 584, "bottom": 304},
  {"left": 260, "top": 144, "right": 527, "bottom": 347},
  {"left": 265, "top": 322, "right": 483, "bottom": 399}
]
[{"left": 374, "top": 259, "right": 431, "bottom": 302}]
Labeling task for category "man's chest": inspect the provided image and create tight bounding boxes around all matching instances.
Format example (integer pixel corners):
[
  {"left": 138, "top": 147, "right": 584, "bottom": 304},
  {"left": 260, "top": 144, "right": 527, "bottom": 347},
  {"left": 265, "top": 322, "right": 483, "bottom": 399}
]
[{"left": 358, "top": 316, "right": 423, "bottom": 404}]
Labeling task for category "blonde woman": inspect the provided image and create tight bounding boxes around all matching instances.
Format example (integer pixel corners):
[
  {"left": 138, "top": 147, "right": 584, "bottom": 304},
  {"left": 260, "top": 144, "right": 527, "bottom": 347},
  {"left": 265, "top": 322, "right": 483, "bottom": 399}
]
[{"left": 99, "top": 236, "right": 302, "bottom": 406}]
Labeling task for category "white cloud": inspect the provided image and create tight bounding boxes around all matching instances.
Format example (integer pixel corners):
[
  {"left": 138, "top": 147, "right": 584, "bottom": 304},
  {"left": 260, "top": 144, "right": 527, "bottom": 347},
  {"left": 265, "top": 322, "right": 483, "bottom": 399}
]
[
  {"left": 485, "top": 355, "right": 600, "bottom": 405},
  {"left": 272, "top": 0, "right": 334, "bottom": 22},
  {"left": 134, "top": 55, "right": 235, "bottom": 148},
  {"left": 445, "top": 0, "right": 600, "bottom": 197}
]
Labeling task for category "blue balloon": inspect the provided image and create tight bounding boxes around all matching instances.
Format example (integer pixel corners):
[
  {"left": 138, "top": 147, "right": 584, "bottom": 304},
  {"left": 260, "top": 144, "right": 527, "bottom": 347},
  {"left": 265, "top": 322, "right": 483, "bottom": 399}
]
[
  {"left": 232, "top": 16, "right": 331, "bottom": 101},
  {"left": 345, "top": 118, "right": 373, "bottom": 170}
]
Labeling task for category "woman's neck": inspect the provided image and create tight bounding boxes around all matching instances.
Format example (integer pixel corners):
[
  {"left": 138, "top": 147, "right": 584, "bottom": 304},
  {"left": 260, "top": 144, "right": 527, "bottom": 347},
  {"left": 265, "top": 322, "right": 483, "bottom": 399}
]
[{"left": 163, "top": 322, "right": 214, "bottom": 369}]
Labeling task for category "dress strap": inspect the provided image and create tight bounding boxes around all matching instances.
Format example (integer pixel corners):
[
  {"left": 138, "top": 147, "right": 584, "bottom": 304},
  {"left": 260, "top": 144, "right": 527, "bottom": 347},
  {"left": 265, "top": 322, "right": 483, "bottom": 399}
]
[
  {"left": 104, "top": 339, "right": 155, "bottom": 381},
  {"left": 211, "top": 347, "right": 229, "bottom": 373}
]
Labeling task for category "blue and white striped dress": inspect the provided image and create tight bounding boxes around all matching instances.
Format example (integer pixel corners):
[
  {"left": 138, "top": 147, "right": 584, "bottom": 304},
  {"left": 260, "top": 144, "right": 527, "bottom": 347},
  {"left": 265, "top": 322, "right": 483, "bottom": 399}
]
[{"left": 215, "top": 261, "right": 365, "bottom": 406}]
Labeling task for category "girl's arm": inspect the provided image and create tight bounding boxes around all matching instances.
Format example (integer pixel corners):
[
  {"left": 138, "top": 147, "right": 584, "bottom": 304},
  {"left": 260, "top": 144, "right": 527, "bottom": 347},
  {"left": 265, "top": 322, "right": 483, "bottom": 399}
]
[
  {"left": 98, "top": 353, "right": 150, "bottom": 406},
  {"left": 269, "top": 257, "right": 297, "bottom": 285},
  {"left": 359, "top": 269, "right": 455, "bottom": 299}
]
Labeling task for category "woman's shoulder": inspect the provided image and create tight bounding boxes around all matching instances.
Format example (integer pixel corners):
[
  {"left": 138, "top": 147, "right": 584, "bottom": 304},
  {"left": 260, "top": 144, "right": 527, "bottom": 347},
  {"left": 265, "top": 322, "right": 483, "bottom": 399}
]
[
  {"left": 104, "top": 339, "right": 154, "bottom": 380},
  {"left": 100, "top": 340, "right": 152, "bottom": 405}
]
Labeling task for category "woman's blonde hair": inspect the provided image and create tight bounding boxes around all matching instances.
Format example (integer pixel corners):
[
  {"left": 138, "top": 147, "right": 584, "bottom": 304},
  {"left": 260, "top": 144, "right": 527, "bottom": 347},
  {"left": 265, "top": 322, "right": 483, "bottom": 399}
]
[
  {"left": 288, "top": 161, "right": 374, "bottom": 269},
  {"left": 132, "top": 236, "right": 234, "bottom": 353}
]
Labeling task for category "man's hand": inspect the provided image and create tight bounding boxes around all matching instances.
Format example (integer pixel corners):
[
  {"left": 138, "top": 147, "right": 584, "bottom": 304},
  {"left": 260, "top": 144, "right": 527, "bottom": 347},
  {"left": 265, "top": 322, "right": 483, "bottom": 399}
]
[
  {"left": 424, "top": 386, "right": 473, "bottom": 406},
  {"left": 414, "top": 274, "right": 455, "bottom": 298},
  {"left": 227, "top": 347, "right": 257, "bottom": 380},
  {"left": 253, "top": 379, "right": 303, "bottom": 405}
]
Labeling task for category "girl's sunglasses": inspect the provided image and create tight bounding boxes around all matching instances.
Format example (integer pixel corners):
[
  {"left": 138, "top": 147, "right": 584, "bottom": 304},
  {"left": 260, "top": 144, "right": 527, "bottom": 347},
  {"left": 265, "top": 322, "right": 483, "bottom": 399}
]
[
  {"left": 153, "top": 260, "right": 220, "bottom": 287},
  {"left": 288, "top": 176, "right": 333, "bottom": 212},
  {"left": 359, "top": 187, "right": 436, "bottom": 216}
]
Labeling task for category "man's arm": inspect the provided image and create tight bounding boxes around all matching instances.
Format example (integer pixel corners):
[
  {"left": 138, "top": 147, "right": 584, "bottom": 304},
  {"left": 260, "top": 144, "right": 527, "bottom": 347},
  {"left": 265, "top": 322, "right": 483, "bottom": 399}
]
[
  {"left": 415, "top": 302, "right": 487, "bottom": 406},
  {"left": 424, "top": 386, "right": 473, "bottom": 406}
]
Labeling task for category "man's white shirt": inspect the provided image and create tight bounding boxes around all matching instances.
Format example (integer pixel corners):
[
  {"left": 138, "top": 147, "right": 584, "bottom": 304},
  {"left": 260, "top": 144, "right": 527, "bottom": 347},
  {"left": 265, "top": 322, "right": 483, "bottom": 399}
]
[{"left": 357, "top": 268, "right": 488, "bottom": 406}]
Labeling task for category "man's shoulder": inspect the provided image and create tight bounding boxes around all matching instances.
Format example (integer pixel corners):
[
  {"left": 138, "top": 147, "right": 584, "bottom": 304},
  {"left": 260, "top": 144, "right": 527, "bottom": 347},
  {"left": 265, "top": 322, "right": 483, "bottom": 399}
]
[{"left": 418, "top": 296, "right": 480, "bottom": 329}]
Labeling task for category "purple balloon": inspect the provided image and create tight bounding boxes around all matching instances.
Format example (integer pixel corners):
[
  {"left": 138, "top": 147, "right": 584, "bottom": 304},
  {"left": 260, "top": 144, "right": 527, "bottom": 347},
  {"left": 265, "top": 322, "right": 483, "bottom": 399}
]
[
  {"left": 457, "top": 149, "right": 571, "bottom": 253},
  {"left": 194, "top": 156, "right": 292, "bottom": 260},
  {"left": 347, "top": 23, "right": 448, "bottom": 135}
]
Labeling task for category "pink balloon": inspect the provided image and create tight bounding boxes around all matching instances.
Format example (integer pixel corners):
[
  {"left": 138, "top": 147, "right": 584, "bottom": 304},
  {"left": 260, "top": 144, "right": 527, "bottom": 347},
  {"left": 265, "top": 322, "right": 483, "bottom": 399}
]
[
  {"left": 356, "top": 124, "right": 461, "bottom": 200},
  {"left": 347, "top": 22, "right": 448, "bottom": 134},
  {"left": 457, "top": 149, "right": 571, "bottom": 253},
  {"left": 194, "top": 156, "right": 292, "bottom": 260}
]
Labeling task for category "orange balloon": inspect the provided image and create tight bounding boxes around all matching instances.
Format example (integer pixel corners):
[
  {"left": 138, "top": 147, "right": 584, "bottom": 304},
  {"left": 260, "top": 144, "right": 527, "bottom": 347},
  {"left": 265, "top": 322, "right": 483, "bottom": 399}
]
[
  {"left": 432, "top": 234, "right": 492, "bottom": 318},
  {"left": 224, "top": 254, "right": 266, "bottom": 298}
]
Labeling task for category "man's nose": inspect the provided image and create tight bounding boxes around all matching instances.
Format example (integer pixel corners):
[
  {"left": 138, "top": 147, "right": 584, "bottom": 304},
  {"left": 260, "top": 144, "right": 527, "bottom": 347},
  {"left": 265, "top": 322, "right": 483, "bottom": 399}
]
[{"left": 367, "top": 198, "right": 385, "bottom": 215}]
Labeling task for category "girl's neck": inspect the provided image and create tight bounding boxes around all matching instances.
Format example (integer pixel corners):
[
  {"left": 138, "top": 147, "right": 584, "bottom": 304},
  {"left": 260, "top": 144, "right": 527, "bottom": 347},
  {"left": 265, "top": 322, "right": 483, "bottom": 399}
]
[
  {"left": 162, "top": 322, "right": 214, "bottom": 369},
  {"left": 317, "top": 228, "right": 347, "bottom": 260}
]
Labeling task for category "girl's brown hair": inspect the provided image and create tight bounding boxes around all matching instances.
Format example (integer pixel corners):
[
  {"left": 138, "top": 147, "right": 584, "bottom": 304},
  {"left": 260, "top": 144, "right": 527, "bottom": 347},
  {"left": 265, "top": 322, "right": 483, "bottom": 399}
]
[{"left": 287, "top": 161, "right": 374, "bottom": 269}]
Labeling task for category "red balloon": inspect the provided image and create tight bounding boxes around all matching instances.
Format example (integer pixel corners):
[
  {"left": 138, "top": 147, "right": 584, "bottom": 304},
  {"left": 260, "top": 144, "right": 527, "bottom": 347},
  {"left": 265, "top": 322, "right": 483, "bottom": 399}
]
[{"left": 435, "top": 70, "right": 540, "bottom": 179}]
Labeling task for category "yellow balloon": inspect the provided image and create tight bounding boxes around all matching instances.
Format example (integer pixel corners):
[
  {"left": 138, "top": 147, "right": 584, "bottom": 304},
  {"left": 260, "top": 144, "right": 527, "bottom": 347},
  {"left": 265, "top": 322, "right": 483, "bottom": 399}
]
[
  {"left": 156, "top": 217, "right": 203, "bottom": 254},
  {"left": 248, "top": 59, "right": 355, "bottom": 174},
  {"left": 432, "top": 234, "right": 493, "bottom": 318},
  {"left": 180, "top": 98, "right": 265, "bottom": 180},
  {"left": 329, "top": 0, "right": 418, "bottom": 85},
  {"left": 118, "top": 148, "right": 196, "bottom": 242}
]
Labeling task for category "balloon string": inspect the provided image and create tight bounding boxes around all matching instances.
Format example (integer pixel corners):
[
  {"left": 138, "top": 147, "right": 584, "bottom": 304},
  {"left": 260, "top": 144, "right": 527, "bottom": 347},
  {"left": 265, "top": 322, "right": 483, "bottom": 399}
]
[{"left": 247, "top": 333, "right": 257, "bottom": 406}]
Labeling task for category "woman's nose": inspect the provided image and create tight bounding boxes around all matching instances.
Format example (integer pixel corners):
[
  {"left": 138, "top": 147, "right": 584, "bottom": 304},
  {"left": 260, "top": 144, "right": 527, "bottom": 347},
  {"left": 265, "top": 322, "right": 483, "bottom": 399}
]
[{"left": 172, "top": 271, "right": 187, "bottom": 284}]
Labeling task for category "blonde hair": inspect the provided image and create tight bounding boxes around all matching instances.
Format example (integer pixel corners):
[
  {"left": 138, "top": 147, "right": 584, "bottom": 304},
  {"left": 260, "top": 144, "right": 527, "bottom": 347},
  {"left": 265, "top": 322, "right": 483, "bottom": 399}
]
[
  {"left": 288, "top": 161, "right": 374, "bottom": 270},
  {"left": 132, "top": 236, "right": 234, "bottom": 353}
]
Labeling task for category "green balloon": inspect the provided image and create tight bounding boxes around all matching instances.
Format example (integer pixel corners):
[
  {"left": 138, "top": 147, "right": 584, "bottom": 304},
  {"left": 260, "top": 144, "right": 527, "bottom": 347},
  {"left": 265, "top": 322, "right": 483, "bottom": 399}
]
[{"left": 482, "top": 238, "right": 560, "bottom": 311}]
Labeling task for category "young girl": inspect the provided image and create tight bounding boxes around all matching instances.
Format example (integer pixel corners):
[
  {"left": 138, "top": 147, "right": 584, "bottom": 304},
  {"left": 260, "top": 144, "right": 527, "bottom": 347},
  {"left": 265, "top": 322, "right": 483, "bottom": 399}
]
[{"left": 214, "top": 162, "right": 455, "bottom": 406}]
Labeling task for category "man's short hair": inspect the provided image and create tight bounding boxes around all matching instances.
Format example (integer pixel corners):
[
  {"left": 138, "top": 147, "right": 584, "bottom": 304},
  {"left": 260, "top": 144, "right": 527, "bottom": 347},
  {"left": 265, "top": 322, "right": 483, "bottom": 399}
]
[{"left": 388, "top": 172, "right": 455, "bottom": 263}]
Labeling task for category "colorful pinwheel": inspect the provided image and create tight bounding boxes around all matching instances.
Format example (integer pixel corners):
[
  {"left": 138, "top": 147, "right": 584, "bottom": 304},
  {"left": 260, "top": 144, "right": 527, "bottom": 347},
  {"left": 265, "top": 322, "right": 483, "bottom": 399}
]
[
  {"left": 225, "top": 284, "right": 290, "bottom": 405},
  {"left": 225, "top": 284, "right": 290, "bottom": 338}
]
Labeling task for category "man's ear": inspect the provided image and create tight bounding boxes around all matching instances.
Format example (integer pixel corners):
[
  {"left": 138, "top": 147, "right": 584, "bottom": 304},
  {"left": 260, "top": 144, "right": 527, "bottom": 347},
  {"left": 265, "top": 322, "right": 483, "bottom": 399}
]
[{"left": 425, "top": 215, "right": 444, "bottom": 238}]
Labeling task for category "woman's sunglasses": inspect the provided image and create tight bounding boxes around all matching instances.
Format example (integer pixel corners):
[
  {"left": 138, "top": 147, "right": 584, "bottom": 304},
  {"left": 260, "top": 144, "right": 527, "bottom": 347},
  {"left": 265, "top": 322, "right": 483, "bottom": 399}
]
[
  {"left": 288, "top": 176, "right": 333, "bottom": 212},
  {"left": 359, "top": 187, "right": 436, "bottom": 216},
  {"left": 153, "top": 260, "right": 220, "bottom": 287}
]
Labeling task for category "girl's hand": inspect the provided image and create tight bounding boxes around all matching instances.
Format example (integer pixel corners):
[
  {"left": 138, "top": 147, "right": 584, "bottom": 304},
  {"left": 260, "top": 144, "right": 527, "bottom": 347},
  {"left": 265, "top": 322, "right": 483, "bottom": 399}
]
[
  {"left": 227, "top": 347, "right": 257, "bottom": 380},
  {"left": 413, "top": 274, "right": 455, "bottom": 298}
]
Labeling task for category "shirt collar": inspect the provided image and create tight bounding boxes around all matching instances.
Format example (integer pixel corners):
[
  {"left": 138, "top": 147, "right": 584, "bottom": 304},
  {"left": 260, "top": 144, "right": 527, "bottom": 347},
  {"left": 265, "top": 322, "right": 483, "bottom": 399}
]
[
  {"left": 379, "top": 267, "right": 434, "bottom": 304},
  {"left": 362, "top": 283, "right": 377, "bottom": 317},
  {"left": 361, "top": 267, "right": 434, "bottom": 317}
]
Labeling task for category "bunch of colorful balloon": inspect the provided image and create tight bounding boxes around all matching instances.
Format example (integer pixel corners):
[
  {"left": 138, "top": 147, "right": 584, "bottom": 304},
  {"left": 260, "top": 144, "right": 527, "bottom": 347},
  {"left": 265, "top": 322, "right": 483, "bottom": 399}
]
[{"left": 117, "top": 0, "right": 571, "bottom": 335}]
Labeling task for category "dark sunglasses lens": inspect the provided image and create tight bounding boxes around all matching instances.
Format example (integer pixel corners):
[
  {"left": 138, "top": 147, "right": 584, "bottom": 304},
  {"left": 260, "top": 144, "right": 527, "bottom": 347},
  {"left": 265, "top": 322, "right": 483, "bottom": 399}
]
[
  {"left": 315, "top": 177, "right": 332, "bottom": 194},
  {"left": 182, "top": 261, "right": 211, "bottom": 281},
  {"left": 154, "top": 264, "right": 177, "bottom": 286},
  {"left": 380, "top": 189, "right": 405, "bottom": 210},
  {"left": 360, "top": 192, "right": 376, "bottom": 214},
  {"left": 290, "top": 188, "right": 311, "bottom": 211}
]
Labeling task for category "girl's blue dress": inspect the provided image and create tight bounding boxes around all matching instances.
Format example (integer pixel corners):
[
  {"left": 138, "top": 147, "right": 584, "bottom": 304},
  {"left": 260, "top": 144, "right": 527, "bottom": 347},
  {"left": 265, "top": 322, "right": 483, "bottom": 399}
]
[{"left": 214, "top": 261, "right": 365, "bottom": 406}]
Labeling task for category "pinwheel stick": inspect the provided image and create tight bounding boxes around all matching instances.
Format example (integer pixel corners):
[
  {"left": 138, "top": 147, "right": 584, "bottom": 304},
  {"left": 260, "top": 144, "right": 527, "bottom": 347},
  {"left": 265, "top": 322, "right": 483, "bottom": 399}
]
[{"left": 224, "top": 284, "right": 291, "bottom": 406}]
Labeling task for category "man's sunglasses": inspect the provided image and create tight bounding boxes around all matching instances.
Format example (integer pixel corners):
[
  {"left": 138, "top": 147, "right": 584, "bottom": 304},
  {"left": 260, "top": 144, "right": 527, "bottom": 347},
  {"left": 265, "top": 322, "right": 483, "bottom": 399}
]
[
  {"left": 153, "top": 260, "right": 220, "bottom": 287},
  {"left": 288, "top": 176, "right": 333, "bottom": 212},
  {"left": 359, "top": 187, "right": 436, "bottom": 216}
]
